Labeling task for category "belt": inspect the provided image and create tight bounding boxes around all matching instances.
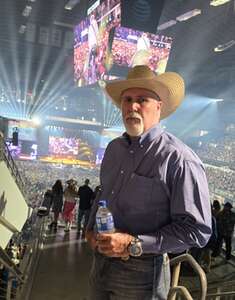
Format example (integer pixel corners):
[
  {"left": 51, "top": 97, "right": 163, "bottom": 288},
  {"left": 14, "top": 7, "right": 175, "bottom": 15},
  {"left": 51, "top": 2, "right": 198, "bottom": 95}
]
[
  {"left": 95, "top": 251, "right": 164, "bottom": 261},
  {"left": 119, "top": 253, "right": 162, "bottom": 261}
]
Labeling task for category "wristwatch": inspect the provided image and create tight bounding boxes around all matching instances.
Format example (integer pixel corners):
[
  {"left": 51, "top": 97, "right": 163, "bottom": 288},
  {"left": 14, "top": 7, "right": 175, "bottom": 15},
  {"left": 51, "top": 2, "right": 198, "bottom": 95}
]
[{"left": 127, "top": 237, "right": 143, "bottom": 257}]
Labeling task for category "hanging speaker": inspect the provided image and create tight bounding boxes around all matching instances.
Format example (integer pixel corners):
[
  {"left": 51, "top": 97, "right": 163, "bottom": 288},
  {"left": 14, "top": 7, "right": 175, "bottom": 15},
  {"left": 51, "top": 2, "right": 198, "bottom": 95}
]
[
  {"left": 121, "top": 0, "right": 165, "bottom": 33},
  {"left": 12, "top": 129, "right": 19, "bottom": 146}
]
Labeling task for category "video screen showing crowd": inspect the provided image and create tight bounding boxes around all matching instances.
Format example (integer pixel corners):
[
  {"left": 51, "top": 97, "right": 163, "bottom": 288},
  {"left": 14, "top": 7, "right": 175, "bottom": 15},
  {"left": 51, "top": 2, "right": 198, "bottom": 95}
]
[
  {"left": 74, "top": 0, "right": 121, "bottom": 86},
  {"left": 73, "top": 0, "right": 172, "bottom": 87}
]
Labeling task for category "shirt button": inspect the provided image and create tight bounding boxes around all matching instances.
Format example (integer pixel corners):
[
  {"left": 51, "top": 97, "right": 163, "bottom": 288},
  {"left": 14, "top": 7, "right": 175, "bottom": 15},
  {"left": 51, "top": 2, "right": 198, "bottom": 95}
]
[
  {"left": 111, "top": 190, "right": 114, "bottom": 194},
  {"left": 140, "top": 144, "right": 144, "bottom": 148},
  {"left": 130, "top": 150, "right": 134, "bottom": 154},
  {"left": 120, "top": 170, "right": 124, "bottom": 174}
]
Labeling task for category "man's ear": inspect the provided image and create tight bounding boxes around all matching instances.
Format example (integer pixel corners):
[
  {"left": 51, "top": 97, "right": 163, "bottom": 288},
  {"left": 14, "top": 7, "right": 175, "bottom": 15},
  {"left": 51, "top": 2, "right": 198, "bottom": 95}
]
[{"left": 157, "top": 100, "right": 162, "bottom": 109}]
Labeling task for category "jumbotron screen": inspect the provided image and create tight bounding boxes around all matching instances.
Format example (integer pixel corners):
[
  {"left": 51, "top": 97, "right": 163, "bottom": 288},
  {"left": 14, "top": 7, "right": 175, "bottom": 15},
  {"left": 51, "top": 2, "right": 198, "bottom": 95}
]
[
  {"left": 74, "top": 0, "right": 121, "bottom": 86},
  {"left": 49, "top": 136, "right": 79, "bottom": 157},
  {"left": 111, "top": 26, "right": 173, "bottom": 74}
]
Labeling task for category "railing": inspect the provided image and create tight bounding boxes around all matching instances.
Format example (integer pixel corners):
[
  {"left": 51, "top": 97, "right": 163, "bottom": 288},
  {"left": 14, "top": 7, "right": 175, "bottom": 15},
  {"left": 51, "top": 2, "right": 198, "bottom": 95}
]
[
  {"left": 168, "top": 253, "right": 207, "bottom": 300},
  {"left": 207, "top": 291, "right": 235, "bottom": 299},
  {"left": 0, "top": 135, "right": 26, "bottom": 202},
  {"left": 0, "top": 134, "right": 45, "bottom": 299},
  {"left": 183, "top": 260, "right": 235, "bottom": 300},
  {"left": 0, "top": 212, "right": 47, "bottom": 300},
  {"left": 168, "top": 254, "right": 235, "bottom": 300},
  {"left": 0, "top": 247, "right": 24, "bottom": 300},
  {"left": 205, "top": 278, "right": 235, "bottom": 299}
]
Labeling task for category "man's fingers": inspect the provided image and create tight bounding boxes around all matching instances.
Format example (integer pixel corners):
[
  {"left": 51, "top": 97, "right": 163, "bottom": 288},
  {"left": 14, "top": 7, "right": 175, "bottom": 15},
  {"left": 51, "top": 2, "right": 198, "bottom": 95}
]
[{"left": 96, "top": 233, "right": 111, "bottom": 241}]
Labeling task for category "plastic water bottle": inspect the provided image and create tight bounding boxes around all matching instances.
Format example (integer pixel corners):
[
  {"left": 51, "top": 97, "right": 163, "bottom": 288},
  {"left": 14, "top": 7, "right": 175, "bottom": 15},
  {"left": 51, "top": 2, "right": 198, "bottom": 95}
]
[{"left": 96, "top": 200, "right": 115, "bottom": 233}]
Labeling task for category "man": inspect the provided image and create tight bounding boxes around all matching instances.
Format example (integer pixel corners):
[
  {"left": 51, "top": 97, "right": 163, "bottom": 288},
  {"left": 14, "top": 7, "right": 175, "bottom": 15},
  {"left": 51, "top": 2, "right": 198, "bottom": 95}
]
[
  {"left": 86, "top": 65, "right": 211, "bottom": 299},
  {"left": 213, "top": 201, "right": 235, "bottom": 260},
  {"left": 130, "top": 32, "right": 151, "bottom": 67},
  {"left": 87, "top": 14, "right": 100, "bottom": 84},
  {"left": 77, "top": 179, "right": 94, "bottom": 237}
]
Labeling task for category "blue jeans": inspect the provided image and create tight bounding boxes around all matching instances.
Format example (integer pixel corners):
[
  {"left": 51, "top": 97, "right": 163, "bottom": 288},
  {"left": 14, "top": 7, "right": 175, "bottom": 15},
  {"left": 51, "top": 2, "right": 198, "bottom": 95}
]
[
  {"left": 89, "top": 252, "right": 170, "bottom": 300},
  {"left": 77, "top": 209, "right": 90, "bottom": 233}
]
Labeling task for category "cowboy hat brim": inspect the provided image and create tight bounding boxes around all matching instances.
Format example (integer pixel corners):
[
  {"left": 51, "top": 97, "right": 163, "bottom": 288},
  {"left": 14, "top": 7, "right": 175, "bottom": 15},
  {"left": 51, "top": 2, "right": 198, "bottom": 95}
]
[
  {"left": 66, "top": 179, "right": 77, "bottom": 184},
  {"left": 105, "top": 71, "right": 185, "bottom": 120}
]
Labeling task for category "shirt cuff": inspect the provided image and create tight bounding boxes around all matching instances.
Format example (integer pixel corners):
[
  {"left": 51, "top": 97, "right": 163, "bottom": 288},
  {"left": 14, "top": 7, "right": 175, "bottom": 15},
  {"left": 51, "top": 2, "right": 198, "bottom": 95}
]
[{"left": 138, "top": 234, "right": 159, "bottom": 254}]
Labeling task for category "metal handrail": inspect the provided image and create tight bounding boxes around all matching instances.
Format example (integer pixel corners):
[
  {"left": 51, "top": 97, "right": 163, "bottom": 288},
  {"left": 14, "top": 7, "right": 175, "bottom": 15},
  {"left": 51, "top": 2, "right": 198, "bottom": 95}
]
[
  {"left": 168, "top": 286, "right": 193, "bottom": 300},
  {"left": 168, "top": 253, "right": 207, "bottom": 300},
  {"left": 0, "top": 135, "right": 27, "bottom": 202},
  {"left": 202, "top": 279, "right": 235, "bottom": 291},
  {"left": 206, "top": 291, "right": 235, "bottom": 297},
  {"left": 0, "top": 212, "right": 47, "bottom": 299},
  {"left": 0, "top": 247, "right": 24, "bottom": 283},
  {"left": 16, "top": 215, "right": 47, "bottom": 300}
]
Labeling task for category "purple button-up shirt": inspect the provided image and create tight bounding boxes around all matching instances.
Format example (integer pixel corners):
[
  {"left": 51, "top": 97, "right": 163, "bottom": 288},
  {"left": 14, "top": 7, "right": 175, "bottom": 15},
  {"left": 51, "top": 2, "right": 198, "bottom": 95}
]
[{"left": 88, "top": 124, "right": 212, "bottom": 254}]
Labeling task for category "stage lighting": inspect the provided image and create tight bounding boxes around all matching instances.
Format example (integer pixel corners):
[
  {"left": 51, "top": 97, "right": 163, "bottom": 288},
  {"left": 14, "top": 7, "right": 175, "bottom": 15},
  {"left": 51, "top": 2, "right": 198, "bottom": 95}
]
[
  {"left": 22, "top": 5, "right": 32, "bottom": 17},
  {"left": 157, "top": 20, "right": 177, "bottom": 31},
  {"left": 19, "top": 25, "right": 26, "bottom": 34},
  {"left": 210, "top": 0, "right": 231, "bottom": 6},
  {"left": 32, "top": 116, "right": 41, "bottom": 125},
  {"left": 65, "top": 0, "right": 80, "bottom": 10},
  {"left": 214, "top": 40, "right": 235, "bottom": 52},
  {"left": 176, "top": 9, "right": 201, "bottom": 22},
  {"left": 213, "top": 99, "right": 223, "bottom": 102}
]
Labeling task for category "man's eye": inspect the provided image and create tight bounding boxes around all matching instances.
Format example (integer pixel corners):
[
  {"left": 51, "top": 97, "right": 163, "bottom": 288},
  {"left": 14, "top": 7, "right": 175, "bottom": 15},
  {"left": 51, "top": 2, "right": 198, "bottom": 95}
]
[
  {"left": 138, "top": 97, "right": 148, "bottom": 103},
  {"left": 123, "top": 96, "right": 132, "bottom": 102}
]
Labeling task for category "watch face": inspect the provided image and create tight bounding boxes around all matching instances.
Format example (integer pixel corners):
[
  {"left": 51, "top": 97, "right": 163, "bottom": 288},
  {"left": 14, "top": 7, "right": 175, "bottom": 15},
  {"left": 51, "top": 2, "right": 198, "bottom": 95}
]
[{"left": 129, "top": 241, "right": 143, "bottom": 257}]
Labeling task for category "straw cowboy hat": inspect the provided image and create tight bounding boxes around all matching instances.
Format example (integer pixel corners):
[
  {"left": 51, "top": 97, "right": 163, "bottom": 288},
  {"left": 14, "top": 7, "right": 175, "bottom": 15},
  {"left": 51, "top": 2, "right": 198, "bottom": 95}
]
[
  {"left": 105, "top": 65, "right": 185, "bottom": 120},
  {"left": 66, "top": 179, "right": 77, "bottom": 185}
]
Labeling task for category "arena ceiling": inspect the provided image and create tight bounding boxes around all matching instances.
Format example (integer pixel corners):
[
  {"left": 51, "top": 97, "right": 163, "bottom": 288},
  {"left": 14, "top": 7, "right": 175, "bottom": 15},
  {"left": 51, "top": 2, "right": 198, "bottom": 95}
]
[{"left": 0, "top": 0, "right": 234, "bottom": 127}]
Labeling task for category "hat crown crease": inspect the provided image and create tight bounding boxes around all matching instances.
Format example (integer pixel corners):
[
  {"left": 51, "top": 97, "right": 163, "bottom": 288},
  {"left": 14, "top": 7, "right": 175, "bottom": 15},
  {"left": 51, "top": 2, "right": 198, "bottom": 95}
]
[{"left": 127, "top": 67, "right": 155, "bottom": 80}]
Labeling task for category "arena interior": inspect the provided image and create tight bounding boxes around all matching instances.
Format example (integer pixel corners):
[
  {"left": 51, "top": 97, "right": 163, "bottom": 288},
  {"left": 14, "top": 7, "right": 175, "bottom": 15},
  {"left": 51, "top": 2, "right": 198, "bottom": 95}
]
[{"left": 0, "top": 0, "right": 235, "bottom": 299}]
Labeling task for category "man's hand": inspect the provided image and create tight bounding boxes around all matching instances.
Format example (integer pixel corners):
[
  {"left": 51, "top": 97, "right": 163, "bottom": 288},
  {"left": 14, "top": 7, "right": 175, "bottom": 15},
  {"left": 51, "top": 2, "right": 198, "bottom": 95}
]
[{"left": 96, "top": 232, "right": 133, "bottom": 258}]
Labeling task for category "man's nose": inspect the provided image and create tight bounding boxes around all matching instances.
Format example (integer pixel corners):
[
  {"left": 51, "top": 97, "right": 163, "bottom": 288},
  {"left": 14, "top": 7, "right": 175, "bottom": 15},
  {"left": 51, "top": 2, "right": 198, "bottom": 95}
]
[{"left": 128, "top": 100, "right": 140, "bottom": 111}]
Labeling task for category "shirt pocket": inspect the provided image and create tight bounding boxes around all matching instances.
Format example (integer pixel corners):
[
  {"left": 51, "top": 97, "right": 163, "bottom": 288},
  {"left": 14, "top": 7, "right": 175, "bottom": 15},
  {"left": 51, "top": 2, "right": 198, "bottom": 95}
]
[{"left": 120, "top": 173, "right": 163, "bottom": 214}]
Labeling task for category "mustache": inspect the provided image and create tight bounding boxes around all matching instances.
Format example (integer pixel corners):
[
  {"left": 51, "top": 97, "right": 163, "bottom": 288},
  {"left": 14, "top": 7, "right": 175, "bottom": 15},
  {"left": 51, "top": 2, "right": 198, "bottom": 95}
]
[{"left": 125, "top": 112, "right": 142, "bottom": 120}]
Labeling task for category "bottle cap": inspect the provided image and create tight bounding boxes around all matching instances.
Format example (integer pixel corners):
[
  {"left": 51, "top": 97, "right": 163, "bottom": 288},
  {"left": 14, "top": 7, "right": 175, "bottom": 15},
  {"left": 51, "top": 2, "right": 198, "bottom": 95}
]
[{"left": 98, "top": 200, "right": 107, "bottom": 207}]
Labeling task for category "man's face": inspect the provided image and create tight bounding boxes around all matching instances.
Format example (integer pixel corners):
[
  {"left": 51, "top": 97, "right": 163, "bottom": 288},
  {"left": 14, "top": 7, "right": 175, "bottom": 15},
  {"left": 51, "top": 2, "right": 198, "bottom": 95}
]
[{"left": 120, "top": 87, "right": 162, "bottom": 137}]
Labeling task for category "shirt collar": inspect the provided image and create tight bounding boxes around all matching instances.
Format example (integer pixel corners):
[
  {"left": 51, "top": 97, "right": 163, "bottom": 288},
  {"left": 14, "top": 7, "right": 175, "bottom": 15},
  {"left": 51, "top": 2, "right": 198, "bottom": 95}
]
[{"left": 123, "top": 123, "right": 164, "bottom": 146}]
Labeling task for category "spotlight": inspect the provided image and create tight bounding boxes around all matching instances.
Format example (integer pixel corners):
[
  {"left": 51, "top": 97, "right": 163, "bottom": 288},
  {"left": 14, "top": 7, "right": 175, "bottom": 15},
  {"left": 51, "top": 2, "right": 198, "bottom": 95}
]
[
  {"left": 22, "top": 5, "right": 32, "bottom": 17},
  {"left": 176, "top": 9, "right": 201, "bottom": 22},
  {"left": 210, "top": 0, "right": 231, "bottom": 6},
  {"left": 214, "top": 40, "right": 235, "bottom": 52},
  {"left": 32, "top": 116, "right": 41, "bottom": 125},
  {"left": 19, "top": 25, "right": 26, "bottom": 34},
  {"left": 65, "top": 0, "right": 80, "bottom": 10},
  {"left": 212, "top": 99, "right": 224, "bottom": 103},
  {"left": 157, "top": 20, "right": 177, "bottom": 31}
]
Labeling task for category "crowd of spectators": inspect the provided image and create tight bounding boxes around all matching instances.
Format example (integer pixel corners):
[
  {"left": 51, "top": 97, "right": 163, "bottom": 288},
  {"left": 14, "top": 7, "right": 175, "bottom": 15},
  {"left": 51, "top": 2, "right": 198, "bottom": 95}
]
[
  {"left": 195, "top": 137, "right": 235, "bottom": 166},
  {"left": 15, "top": 160, "right": 100, "bottom": 208},
  {"left": 205, "top": 165, "right": 235, "bottom": 197}
]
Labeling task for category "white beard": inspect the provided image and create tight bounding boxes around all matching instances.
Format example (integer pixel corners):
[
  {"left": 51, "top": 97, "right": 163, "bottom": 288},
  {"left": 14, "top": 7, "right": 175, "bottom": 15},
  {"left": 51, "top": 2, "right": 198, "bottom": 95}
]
[{"left": 123, "top": 112, "right": 144, "bottom": 137}]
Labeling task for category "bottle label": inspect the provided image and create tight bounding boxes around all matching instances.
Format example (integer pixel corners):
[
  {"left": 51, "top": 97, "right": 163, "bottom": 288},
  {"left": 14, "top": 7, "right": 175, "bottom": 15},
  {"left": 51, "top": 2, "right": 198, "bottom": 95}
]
[{"left": 96, "top": 214, "right": 114, "bottom": 233}]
